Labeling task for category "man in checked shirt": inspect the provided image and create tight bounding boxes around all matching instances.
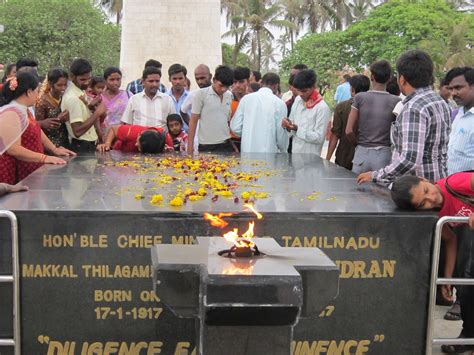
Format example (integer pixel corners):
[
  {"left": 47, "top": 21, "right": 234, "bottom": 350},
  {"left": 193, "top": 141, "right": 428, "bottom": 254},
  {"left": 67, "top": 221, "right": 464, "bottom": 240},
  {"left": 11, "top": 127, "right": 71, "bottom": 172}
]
[{"left": 357, "top": 50, "right": 451, "bottom": 187}]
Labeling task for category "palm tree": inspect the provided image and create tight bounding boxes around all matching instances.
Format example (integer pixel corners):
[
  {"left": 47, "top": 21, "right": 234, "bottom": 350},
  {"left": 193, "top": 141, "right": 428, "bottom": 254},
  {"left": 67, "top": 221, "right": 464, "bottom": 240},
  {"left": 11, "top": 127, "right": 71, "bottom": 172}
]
[
  {"left": 278, "top": 0, "right": 306, "bottom": 51},
  {"left": 96, "top": 0, "right": 123, "bottom": 25},
  {"left": 223, "top": 0, "right": 295, "bottom": 71},
  {"left": 304, "top": 0, "right": 352, "bottom": 32},
  {"left": 446, "top": 0, "right": 474, "bottom": 12},
  {"left": 260, "top": 36, "right": 279, "bottom": 71},
  {"left": 348, "top": 0, "right": 376, "bottom": 23},
  {"left": 221, "top": 0, "right": 250, "bottom": 66},
  {"left": 419, "top": 19, "right": 474, "bottom": 74}
]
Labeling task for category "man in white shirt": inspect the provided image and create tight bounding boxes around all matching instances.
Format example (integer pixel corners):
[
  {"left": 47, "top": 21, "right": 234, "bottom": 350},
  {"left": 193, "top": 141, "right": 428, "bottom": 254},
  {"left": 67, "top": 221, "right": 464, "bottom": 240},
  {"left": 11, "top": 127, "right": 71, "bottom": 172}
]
[
  {"left": 121, "top": 66, "right": 175, "bottom": 129},
  {"left": 282, "top": 69, "right": 331, "bottom": 156},
  {"left": 187, "top": 65, "right": 235, "bottom": 153},
  {"left": 181, "top": 65, "right": 213, "bottom": 152},
  {"left": 181, "top": 64, "right": 213, "bottom": 123},
  {"left": 230, "top": 73, "right": 288, "bottom": 153}
]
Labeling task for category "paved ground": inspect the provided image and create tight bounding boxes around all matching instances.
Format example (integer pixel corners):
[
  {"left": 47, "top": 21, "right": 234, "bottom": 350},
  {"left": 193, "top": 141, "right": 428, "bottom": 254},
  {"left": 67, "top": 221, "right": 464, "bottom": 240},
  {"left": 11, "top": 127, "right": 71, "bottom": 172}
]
[{"left": 433, "top": 305, "right": 463, "bottom": 354}]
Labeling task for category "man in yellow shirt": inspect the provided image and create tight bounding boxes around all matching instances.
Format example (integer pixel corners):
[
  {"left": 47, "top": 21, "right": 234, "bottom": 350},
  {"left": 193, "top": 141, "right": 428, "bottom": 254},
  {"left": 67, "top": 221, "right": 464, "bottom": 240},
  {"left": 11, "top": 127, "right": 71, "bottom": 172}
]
[{"left": 62, "top": 58, "right": 106, "bottom": 153}]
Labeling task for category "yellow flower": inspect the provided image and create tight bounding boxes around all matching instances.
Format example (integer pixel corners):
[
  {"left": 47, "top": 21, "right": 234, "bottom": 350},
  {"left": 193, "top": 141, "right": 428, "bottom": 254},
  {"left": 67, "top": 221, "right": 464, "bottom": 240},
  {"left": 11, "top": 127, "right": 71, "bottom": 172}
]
[
  {"left": 170, "top": 196, "right": 184, "bottom": 207},
  {"left": 150, "top": 194, "right": 163, "bottom": 204},
  {"left": 241, "top": 191, "right": 251, "bottom": 199},
  {"left": 189, "top": 195, "right": 203, "bottom": 202},
  {"left": 135, "top": 194, "right": 144, "bottom": 200},
  {"left": 198, "top": 188, "right": 207, "bottom": 196},
  {"left": 255, "top": 192, "right": 269, "bottom": 199},
  {"left": 218, "top": 190, "right": 233, "bottom": 197}
]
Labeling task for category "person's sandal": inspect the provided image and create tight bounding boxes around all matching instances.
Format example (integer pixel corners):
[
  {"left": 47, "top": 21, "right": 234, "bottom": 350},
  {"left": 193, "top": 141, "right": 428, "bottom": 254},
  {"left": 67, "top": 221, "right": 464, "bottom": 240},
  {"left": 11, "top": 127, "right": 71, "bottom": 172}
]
[
  {"left": 441, "top": 343, "right": 474, "bottom": 353},
  {"left": 441, "top": 332, "right": 474, "bottom": 353},
  {"left": 444, "top": 303, "right": 462, "bottom": 321}
]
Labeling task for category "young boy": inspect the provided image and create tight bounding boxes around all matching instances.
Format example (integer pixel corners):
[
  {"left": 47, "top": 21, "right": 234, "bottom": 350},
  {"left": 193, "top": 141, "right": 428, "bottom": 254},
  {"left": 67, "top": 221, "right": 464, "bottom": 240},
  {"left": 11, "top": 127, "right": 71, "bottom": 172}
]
[
  {"left": 391, "top": 173, "right": 474, "bottom": 353},
  {"left": 391, "top": 173, "right": 474, "bottom": 225},
  {"left": 166, "top": 114, "right": 188, "bottom": 152},
  {"left": 96, "top": 124, "right": 173, "bottom": 154}
]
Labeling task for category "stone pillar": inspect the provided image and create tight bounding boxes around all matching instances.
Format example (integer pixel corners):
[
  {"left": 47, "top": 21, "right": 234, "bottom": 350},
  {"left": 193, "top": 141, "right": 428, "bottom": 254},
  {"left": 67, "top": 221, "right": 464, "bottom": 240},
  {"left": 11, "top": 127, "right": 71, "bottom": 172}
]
[{"left": 120, "top": 0, "right": 222, "bottom": 89}]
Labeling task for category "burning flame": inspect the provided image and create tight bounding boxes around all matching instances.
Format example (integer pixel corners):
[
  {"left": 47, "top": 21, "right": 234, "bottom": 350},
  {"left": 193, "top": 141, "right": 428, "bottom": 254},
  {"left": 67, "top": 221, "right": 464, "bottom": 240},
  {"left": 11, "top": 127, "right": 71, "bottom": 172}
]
[
  {"left": 244, "top": 203, "right": 263, "bottom": 220},
  {"left": 204, "top": 212, "right": 233, "bottom": 228},
  {"left": 204, "top": 204, "right": 262, "bottom": 249},
  {"left": 223, "top": 222, "right": 255, "bottom": 248}
]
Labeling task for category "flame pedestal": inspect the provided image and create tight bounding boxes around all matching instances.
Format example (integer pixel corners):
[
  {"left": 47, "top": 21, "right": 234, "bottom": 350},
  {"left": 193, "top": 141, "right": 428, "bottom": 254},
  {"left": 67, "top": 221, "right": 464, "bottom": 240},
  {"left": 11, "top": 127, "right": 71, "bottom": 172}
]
[{"left": 152, "top": 237, "right": 339, "bottom": 355}]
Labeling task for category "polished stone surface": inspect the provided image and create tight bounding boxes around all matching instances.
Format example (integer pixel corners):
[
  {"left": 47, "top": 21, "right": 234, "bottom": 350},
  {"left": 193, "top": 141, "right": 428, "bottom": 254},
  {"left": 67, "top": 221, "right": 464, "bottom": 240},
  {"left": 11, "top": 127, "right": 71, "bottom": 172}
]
[{"left": 0, "top": 152, "right": 408, "bottom": 214}]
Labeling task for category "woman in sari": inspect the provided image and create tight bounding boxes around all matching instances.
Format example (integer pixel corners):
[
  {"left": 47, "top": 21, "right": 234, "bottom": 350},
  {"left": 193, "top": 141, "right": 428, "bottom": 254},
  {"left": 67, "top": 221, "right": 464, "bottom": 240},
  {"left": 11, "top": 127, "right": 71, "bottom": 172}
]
[
  {"left": 0, "top": 72, "right": 75, "bottom": 185},
  {"left": 35, "top": 68, "right": 70, "bottom": 147},
  {"left": 101, "top": 67, "right": 128, "bottom": 135},
  {"left": 0, "top": 83, "right": 27, "bottom": 197}
]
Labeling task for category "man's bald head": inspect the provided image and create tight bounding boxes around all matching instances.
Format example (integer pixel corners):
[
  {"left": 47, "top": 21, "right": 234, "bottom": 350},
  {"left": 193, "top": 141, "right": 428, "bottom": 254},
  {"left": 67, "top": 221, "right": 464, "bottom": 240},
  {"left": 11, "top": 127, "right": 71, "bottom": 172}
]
[{"left": 194, "top": 64, "right": 212, "bottom": 88}]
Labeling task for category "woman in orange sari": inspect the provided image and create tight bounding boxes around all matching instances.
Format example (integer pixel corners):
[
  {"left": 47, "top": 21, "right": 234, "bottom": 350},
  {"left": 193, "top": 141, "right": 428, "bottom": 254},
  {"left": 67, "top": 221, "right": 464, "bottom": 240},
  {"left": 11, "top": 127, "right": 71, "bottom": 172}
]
[{"left": 0, "top": 72, "right": 75, "bottom": 185}]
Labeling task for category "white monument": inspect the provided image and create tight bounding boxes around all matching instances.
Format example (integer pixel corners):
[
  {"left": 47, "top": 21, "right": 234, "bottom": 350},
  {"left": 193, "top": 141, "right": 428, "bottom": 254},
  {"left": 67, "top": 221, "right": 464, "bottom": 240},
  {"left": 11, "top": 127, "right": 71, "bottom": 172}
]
[{"left": 120, "top": 0, "right": 222, "bottom": 88}]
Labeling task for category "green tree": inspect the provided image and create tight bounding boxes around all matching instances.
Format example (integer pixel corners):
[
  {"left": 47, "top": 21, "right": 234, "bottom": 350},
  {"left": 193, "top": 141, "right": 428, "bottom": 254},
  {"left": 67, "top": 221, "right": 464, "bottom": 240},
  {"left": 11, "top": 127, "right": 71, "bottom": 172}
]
[
  {"left": 282, "top": 0, "right": 473, "bottom": 84},
  {"left": 221, "top": 0, "right": 251, "bottom": 66},
  {"left": 419, "top": 18, "right": 474, "bottom": 74},
  {"left": 223, "top": 0, "right": 294, "bottom": 71},
  {"left": 344, "top": 0, "right": 468, "bottom": 66},
  {"left": 281, "top": 30, "right": 351, "bottom": 85},
  {"left": 304, "top": 0, "right": 352, "bottom": 32},
  {"left": 348, "top": 0, "right": 376, "bottom": 22},
  {"left": 221, "top": 43, "right": 251, "bottom": 67},
  {"left": 278, "top": 0, "right": 306, "bottom": 51},
  {"left": 0, "top": 0, "right": 120, "bottom": 75}
]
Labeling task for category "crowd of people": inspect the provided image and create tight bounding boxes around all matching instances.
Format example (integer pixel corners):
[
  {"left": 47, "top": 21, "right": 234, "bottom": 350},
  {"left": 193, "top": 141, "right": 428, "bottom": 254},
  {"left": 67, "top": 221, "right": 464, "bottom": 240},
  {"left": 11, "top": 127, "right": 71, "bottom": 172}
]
[{"left": 0, "top": 49, "right": 474, "bottom": 352}]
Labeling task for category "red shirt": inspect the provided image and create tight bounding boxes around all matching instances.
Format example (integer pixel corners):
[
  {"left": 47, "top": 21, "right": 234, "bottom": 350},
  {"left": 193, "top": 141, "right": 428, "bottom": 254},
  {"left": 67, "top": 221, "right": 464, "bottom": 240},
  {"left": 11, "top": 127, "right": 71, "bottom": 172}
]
[
  {"left": 113, "top": 125, "right": 173, "bottom": 153},
  {"left": 170, "top": 130, "right": 188, "bottom": 151},
  {"left": 436, "top": 172, "right": 474, "bottom": 218}
]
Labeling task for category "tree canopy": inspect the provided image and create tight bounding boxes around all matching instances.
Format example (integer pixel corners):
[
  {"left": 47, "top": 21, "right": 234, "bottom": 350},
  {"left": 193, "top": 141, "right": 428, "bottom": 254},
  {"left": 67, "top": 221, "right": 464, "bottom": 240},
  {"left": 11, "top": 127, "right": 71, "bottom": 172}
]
[
  {"left": 0, "top": 0, "right": 120, "bottom": 75},
  {"left": 222, "top": 43, "right": 252, "bottom": 68},
  {"left": 282, "top": 0, "right": 474, "bottom": 83}
]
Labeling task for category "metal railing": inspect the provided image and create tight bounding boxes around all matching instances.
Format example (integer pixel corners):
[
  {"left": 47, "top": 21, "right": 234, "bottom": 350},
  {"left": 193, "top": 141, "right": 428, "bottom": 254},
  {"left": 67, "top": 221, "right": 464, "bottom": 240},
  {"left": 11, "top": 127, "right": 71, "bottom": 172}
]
[
  {"left": 426, "top": 216, "right": 474, "bottom": 354},
  {"left": 0, "top": 210, "right": 21, "bottom": 355}
]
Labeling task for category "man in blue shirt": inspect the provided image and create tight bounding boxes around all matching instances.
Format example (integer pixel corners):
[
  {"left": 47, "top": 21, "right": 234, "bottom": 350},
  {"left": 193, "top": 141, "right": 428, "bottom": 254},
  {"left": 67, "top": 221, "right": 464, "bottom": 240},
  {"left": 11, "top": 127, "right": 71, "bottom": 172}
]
[
  {"left": 166, "top": 63, "right": 189, "bottom": 131},
  {"left": 446, "top": 66, "right": 474, "bottom": 174},
  {"left": 440, "top": 66, "right": 474, "bottom": 354},
  {"left": 334, "top": 74, "right": 352, "bottom": 104}
]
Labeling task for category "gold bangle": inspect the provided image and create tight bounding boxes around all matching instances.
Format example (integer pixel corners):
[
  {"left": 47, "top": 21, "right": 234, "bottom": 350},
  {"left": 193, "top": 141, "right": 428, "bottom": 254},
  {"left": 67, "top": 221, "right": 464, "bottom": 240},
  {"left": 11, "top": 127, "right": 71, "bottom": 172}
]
[{"left": 40, "top": 154, "right": 47, "bottom": 163}]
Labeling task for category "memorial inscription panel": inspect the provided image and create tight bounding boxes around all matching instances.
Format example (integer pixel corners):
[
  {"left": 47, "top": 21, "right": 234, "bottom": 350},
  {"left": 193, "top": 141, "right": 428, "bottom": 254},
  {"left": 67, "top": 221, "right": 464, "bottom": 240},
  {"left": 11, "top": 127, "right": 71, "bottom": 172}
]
[{"left": 0, "top": 154, "right": 437, "bottom": 354}]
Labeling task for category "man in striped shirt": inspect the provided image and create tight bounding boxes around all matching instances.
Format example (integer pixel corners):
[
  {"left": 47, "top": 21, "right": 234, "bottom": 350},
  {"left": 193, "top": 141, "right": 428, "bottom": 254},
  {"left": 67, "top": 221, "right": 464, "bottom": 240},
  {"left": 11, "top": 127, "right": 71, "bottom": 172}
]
[
  {"left": 445, "top": 66, "right": 474, "bottom": 175},
  {"left": 357, "top": 50, "right": 451, "bottom": 187}
]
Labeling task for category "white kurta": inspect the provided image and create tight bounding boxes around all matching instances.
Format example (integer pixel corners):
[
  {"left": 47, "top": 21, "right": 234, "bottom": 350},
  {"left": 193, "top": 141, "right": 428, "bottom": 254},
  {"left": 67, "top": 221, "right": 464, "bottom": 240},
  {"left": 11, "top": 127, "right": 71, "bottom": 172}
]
[
  {"left": 288, "top": 96, "right": 331, "bottom": 155},
  {"left": 230, "top": 88, "right": 288, "bottom": 153}
]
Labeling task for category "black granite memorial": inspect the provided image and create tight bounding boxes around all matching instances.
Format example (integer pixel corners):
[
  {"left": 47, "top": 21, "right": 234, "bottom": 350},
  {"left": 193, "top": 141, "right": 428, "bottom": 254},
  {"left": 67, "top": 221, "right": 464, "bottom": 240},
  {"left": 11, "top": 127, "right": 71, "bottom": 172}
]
[
  {"left": 0, "top": 152, "right": 438, "bottom": 354},
  {"left": 152, "top": 237, "right": 339, "bottom": 355}
]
